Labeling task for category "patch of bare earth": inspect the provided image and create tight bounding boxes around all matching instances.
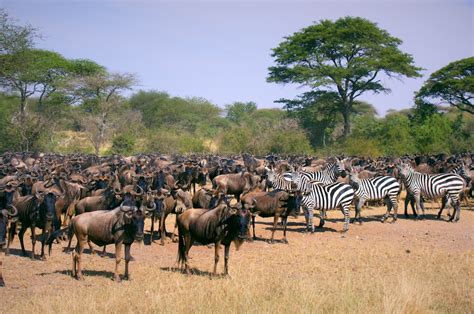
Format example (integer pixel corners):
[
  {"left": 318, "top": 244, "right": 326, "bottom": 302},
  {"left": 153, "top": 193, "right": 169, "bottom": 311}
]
[{"left": 1, "top": 200, "right": 473, "bottom": 313}]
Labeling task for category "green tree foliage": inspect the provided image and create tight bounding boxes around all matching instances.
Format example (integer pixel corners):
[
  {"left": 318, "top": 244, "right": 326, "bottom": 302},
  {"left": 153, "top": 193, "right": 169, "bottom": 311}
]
[
  {"left": 268, "top": 16, "right": 422, "bottom": 137},
  {"left": 225, "top": 101, "right": 257, "bottom": 124},
  {"left": 416, "top": 57, "right": 474, "bottom": 114},
  {"left": 110, "top": 133, "right": 136, "bottom": 156},
  {"left": 0, "top": 9, "right": 37, "bottom": 54}
]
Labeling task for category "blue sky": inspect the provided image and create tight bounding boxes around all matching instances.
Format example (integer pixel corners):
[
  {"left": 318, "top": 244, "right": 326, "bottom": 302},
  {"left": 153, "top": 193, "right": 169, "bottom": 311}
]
[{"left": 2, "top": 0, "right": 473, "bottom": 115}]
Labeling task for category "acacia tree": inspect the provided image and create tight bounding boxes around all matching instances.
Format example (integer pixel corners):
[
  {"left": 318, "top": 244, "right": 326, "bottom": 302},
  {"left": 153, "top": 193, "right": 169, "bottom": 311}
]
[
  {"left": 268, "top": 16, "right": 422, "bottom": 137},
  {"left": 416, "top": 57, "right": 474, "bottom": 114},
  {"left": 66, "top": 72, "right": 138, "bottom": 155}
]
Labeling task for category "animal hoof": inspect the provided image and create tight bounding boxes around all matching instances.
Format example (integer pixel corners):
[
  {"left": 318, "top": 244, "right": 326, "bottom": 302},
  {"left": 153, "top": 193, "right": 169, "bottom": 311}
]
[
  {"left": 380, "top": 218, "right": 385, "bottom": 223},
  {"left": 114, "top": 276, "right": 122, "bottom": 283},
  {"left": 282, "top": 239, "right": 288, "bottom": 244}
]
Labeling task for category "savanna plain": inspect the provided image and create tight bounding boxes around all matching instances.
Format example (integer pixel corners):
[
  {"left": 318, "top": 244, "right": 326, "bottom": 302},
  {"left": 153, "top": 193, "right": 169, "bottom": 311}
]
[{"left": 1, "top": 196, "right": 473, "bottom": 313}]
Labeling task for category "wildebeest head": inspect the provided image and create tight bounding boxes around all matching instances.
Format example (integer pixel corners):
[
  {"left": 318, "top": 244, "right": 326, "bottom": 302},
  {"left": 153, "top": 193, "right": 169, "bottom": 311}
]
[
  {"left": 0, "top": 205, "right": 17, "bottom": 247},
  {"left": 229, "top": 203, "right": 250, "bottom": 249},
  {"left": 120, "top": 203, "right": 144, "bottom": 242}
]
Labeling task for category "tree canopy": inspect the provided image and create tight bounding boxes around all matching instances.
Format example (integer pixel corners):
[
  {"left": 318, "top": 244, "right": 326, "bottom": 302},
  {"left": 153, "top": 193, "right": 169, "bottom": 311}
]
[
  {"left": 268, "top": 16, "right": 422, "bottom": 138},
  {"left": 416, "top": 57, "right": 474, "bottom": 114}
]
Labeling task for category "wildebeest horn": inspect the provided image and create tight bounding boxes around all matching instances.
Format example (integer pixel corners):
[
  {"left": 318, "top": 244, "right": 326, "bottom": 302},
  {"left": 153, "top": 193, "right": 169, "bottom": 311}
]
[
  {"left": 35, "top": 190, "right": 44, "bottom": 199},
  {"left": 120, "top": 202, "right": 136, "bottom": 212},
  {"left": 7, "top": 205, "right": 18, "bottom": 217},
  {"left": 134, "top": 185, "right": 144, "bottom": 196}
]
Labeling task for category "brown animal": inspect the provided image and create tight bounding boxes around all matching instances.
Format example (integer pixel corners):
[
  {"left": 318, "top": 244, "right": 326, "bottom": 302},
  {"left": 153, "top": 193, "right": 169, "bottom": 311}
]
[
  {"left": 212, "top": 172, "right": 260, "bottom": 202},
  {"left": 157, "top": 189, "right": 191, "bottom": 245},
  {"left": 177, "top": 201, "right": 249, "bottom": 275},
  {"left": 241, "top": 189, "right": 298, "bottom": 243},
  {"left": 70, "top": 203, "right": 145, "bottom": 282}
]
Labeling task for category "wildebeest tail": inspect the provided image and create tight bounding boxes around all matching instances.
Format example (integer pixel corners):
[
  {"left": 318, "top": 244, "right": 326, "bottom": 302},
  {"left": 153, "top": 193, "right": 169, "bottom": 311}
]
[
  {"left": 0, "top": 260, "right": 4, "bottom": 287},
  {"left": 65, "top": 222, "right": 76, "bottom": 253},
  {"left": 177, "top": 225, "right": 186, "bottom": 267}
]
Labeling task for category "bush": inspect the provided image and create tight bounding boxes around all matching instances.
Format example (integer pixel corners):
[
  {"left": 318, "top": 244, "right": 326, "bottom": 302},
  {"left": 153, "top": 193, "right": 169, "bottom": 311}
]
[{"left": 110, "top": 133, "right": 136, "bottom": 155}]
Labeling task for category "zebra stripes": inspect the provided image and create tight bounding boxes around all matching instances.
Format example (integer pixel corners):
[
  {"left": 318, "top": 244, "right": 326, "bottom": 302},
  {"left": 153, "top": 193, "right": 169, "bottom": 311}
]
[
  {"left": 349, "top": 171, "right": 400, "bottom": 223},
  {"left": 398, "top": 163, "right": 464, "bottom": 221},
  {"left": 299, "top": 163, "right": 345, "bottom": 185},
  {"left": 284, "top": 171, "right": 354, "bottom": 233},
  {"left": 265, "top": 167, "right": 294, "bottom": 191}
]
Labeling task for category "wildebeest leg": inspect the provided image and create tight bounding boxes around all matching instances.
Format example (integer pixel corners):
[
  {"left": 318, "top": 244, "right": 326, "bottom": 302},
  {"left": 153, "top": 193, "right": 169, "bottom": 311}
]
[
  {"left": 114, "top": 242, "right": 123, "bottom": 282},
  {"left": 30, "top": 226, "right": 37, "bottom": 260},
  {"left": 252, "top": 215, "right": 256, "bottom": 240},
  {"left": 124, "top": 244, "right": 131, "bottom": 280},
  {"left": 19, "top": 224, "right": 28, "bottom": 257},
  {"left": 341, "top": 205, "right": 350, "bottom": 232},
  {"left": 6, "top": 222, "right": 16, "bottom": 256},
  {"left": 282, "top": 216, "right": 288, "bottom": 244},
  {"left": 171, "top": 216, "right": 179, "bottom": 243},
  {"left": 40, "top": 228, "right": 47, "bottom": 260},
  {"left": 0, "top": 259, "right": 4, "bottom": 287},
  {"left": 224, "top": 243, "right": 230, "bottom": 275},
  {"left": 269, "top": 215, "right": 279, "bottom": 244},
  {"left": 73, "top": 237, "right": 85, "bottom": 280},
  {"left": 160, "top": 212, "right": 168, "bottom": 246},
  {"left": 184, "top": 236, "right": 194, "bottom": 274},
  {"left": 150, "top": 212, "right": 156, "bottom": 242},
  {"left": 213, "top": 242, "right": 221, "bottom": 275}
]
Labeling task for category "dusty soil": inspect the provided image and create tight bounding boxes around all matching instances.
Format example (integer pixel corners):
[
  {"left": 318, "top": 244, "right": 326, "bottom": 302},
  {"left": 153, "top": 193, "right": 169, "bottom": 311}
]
[{"left": 0, "top": 199, "right": 473, "bottom": 313}]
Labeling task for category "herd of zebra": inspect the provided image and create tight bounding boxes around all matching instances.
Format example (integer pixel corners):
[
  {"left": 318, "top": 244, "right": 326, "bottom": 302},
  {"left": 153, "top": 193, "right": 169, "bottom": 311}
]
[{"left": 266, "top": 159, "right": 471, "bottom": 233}]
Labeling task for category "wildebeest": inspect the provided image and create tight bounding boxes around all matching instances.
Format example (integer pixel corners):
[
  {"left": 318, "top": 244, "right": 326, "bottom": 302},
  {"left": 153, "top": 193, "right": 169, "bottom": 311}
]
[
  {"left": 157, "top": 189, "right": 191, "bottom": 245},
  {"left": 70, "top": 202, "right": 145, "bottom": 282},
  {"left": 177, "top": 201, "right": 249, "bottom": 275},
  {"left": 212, "top": 171, "right": 260, "bottom": 202},
  {"left": 241, "top": 189, "right": 298, "bottom": 243},
  {"left": 15, "top": 190, "right": 58, "bottom": 260}
]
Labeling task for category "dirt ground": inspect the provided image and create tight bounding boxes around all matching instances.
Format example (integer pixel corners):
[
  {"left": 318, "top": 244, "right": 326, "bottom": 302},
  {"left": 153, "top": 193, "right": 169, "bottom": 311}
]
[{"left": 0, "top": 199, "right": 473, "bottom": 313}]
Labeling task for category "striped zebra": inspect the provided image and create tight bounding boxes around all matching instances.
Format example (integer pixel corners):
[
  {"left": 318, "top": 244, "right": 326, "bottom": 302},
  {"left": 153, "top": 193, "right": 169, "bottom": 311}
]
[
  {"left": 437, "top": 163, "right": 472, "bottom": 217},
  {"left": 265, "top": 167, "right": 294, "bottom": 191},
  {"left": 300, "top": 162, "right": 346, "bottom": 185},
  {"left": 398, "top": 163, "right": 464, "bottom": 221},
  {"left": 348, "top": 169, "right": 400, "bottom": 223},
  {"left": 283, "top": 171, "right": 354, "bottom": 233}
]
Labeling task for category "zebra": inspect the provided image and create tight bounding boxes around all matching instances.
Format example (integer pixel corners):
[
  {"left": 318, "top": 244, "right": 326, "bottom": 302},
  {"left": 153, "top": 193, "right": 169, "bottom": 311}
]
[
  {"left": 437, "top": 163, "right": 472, "bottom": 217},
  {"left": 299, "top": 162, "right": 346, "bottom": 185},
  {"left": 397, "top": 163, "right": 464, "bottom": 221},
  {"left": 348, "top": 168, "right": 400, "bottom": 223},
  {"left": 265, "top": 167, "right": 294, "bottom": 191},
  {"left": 283, "top": 171, "right": 354, "bottom": 233}
]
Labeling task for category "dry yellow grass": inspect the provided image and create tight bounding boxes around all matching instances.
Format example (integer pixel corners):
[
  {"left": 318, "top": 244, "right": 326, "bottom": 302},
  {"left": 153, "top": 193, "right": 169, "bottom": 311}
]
[{"left": 1, "top": 202, "right": 473, "bottom": 313}]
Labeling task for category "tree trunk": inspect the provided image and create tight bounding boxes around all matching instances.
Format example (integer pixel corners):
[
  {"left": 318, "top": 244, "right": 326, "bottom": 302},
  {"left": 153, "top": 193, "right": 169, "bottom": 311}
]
[{"left": 342, "top": 107, "right": 351, "bottom": 138}]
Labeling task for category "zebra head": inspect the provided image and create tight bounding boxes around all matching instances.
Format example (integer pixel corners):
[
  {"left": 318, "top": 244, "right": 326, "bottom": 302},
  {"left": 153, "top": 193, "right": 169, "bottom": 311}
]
[
  {"left": 397, "top": 163, "right": 413, "bottom": 179},
  {"left": 283, "top": 172, "right": 311, "bottom": 194},
  {"left": 348, "top": 167, "right": 361, "bottom": 186}
]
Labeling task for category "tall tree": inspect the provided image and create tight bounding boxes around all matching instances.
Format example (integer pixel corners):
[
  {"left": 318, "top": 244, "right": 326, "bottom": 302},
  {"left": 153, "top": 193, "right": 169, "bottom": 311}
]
[
  {"left": 416, "top": 57, "right": 474, "bottom": 114},
  {"left": 268, "top": 16, "right": 422, "bottom": 137},
  {"left": 225, "top": 101, "right": 257, "bottom": 124}
]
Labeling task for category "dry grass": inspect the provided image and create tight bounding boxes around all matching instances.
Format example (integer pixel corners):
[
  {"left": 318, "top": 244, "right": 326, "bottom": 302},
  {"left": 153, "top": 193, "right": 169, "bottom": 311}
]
[{"left": 1, "top": 202, "right": 473, "bottom": 313}]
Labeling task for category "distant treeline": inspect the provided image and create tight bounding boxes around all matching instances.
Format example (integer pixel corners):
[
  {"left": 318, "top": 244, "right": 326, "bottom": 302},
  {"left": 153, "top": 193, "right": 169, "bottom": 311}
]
[{"left": 0, "top": 10, "right": 472, "bottom": 157}]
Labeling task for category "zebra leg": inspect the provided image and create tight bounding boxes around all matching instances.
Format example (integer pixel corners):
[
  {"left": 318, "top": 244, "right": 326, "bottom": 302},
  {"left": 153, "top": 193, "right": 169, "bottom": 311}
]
[
  {"left": 354, "top": 198, "right": 364, "bottom": 224},
  {"left": 302, "top": 206, "right": 309, "bottom": 232},
  {"left": 437, "top": 196, "right": 449, "bottom": 220},
  {"left": 308, "top": 209, "right": 314, "bottom": 233},
  {"left": 341, "top": 205, "right": 350, "bottom": 232},
  {"left": 317, "top": 209, "right": 325, "bottom": 229},
  {"left": 381, "top": 196, "right": 391, "bottom": 223},
  {"left": 450, "top": 197, "right": 461, "bottom": 222},
  {"left": 392, "top": 196, "right": 398, "bottom": 223},
  {"left": 404, "top": 194, "right": 410, "bottom": 218},
  {"left": 414, "top": 194, "right": 424, "bottom": 220}
]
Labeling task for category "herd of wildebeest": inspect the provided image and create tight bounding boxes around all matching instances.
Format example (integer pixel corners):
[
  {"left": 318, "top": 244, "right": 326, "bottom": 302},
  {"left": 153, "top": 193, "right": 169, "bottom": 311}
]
[{"left": 0, "top": 151, "right": 472, "bottom": 285}]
